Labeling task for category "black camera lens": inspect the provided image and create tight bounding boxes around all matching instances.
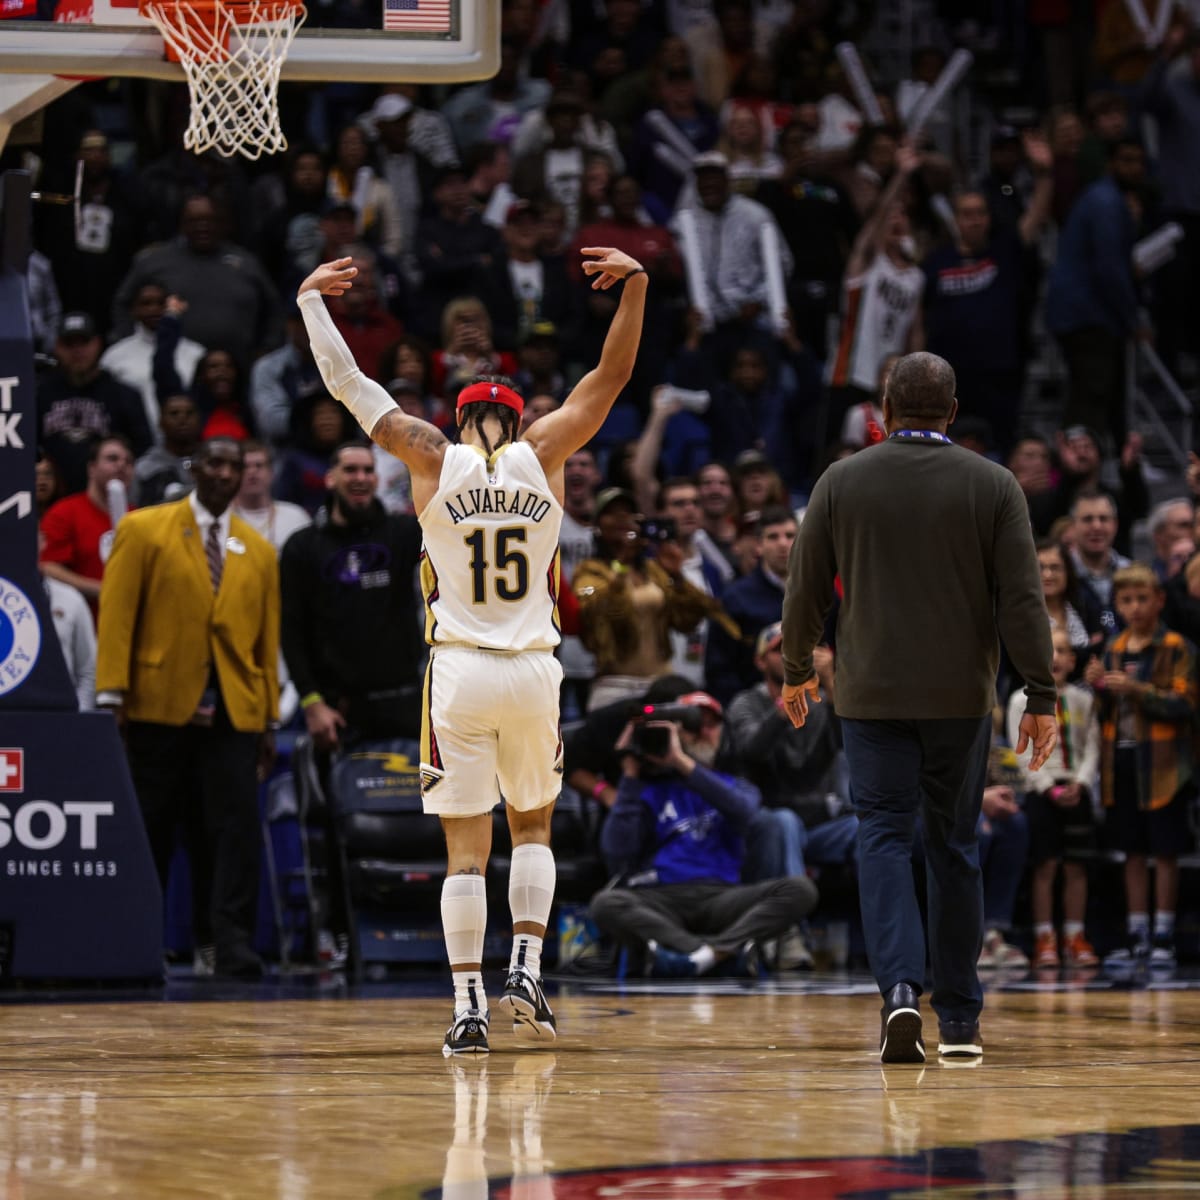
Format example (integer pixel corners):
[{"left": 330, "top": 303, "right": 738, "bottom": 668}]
[{"left": 631, "top": 723, "right": 672, "bottom": 758}]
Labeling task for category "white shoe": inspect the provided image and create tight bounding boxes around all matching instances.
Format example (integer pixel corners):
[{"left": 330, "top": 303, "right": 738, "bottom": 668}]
[
  {"left": 192, "top": 944, "right": 215, "bottom": 977},
  {"left": 978, "top": 929, "right": 1028, "bottom": 970}
]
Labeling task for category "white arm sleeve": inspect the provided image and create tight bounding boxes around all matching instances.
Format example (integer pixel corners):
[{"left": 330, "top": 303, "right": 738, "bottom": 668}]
[{"left": 298, "top": 289, "right": 398, "bottom": 437}]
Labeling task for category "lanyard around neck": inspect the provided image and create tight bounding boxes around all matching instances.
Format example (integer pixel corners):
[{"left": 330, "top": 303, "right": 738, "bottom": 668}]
[{"left": 889, "top": 429, "right": 952, "bottom": 445}]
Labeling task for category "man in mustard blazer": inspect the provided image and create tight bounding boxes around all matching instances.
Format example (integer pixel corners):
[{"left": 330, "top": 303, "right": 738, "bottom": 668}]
[{"left": 97, "top": 437, "right": 280, "bottom": 978}]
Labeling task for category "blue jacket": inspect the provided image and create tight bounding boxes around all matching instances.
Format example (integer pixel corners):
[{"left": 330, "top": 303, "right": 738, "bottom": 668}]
[
  {"left": 600, "top": 766, "right": 760, "bottom": 886},
  {"left": 1045, "top": 177, "right": 1139, "bottom": 338}
]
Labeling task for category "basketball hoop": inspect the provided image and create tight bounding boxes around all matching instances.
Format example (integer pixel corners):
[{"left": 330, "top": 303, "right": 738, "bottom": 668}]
[{"left": 138, "top": 0, "right": 306, "bottom": 160}]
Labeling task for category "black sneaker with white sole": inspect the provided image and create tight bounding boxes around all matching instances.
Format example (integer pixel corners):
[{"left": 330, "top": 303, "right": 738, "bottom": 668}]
[
  {"left": 879, "top": 982, "right": 925, "bottom": 1064},
  {"left": 1150, "top": 934, "right": 1176, "bottom": 969},
  {"left": 497, "top": 967, "right": 558, "bottom": 1044},
  {"left": 937, "top": 1019, "right": 983, "bottom": 1058},
  {"left": 442, "top": 1008, "right": 490, "bottom": 1057}
]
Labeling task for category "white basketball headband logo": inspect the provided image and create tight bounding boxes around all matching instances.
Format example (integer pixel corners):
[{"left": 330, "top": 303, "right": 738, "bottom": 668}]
[{"left": 0, "top": 576, "right": 42, "bottom": 698}]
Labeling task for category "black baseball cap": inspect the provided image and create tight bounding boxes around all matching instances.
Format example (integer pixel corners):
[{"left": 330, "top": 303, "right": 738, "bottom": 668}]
[{"left": 58, "top": 312, "right": 97, "bottom": 341}]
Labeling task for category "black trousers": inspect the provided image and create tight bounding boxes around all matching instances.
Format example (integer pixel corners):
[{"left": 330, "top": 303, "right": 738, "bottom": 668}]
[
  {"left": 1058, "top": 326, "right": 1128, "bottom": 450},
  {"left": 1149, "top": 212, "right": 1200, "bottom": 387},
  {"left": 125, "top": 710, "right": 260, "bottom": 966},
  {"left": 952, "top": 366, "right": 1025, "bottom": 457}
]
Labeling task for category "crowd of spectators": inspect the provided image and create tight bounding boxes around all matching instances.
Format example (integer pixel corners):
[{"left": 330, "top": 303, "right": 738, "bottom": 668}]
[{"left": 18, "top": 0, "right": 1200, "bottom": 975}]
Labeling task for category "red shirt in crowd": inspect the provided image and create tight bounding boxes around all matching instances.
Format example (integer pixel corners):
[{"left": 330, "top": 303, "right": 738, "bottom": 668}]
[{"left": 39, "top": 491, "right": 127, "bottom": 618}]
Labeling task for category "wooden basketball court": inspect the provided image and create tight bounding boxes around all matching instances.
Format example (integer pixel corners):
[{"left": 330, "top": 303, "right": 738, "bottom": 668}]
[{"left": 4, "top": 973, "right": 1200, "bottom": 1197}]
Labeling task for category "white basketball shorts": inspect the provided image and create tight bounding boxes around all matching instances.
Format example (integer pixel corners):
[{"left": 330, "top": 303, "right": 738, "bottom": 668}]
[{"left": 419, "top": 645, "right": 564, "bottom": 817}]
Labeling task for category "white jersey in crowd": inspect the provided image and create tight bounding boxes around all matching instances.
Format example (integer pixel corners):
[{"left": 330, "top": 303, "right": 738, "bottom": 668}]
[
  {"left": 827, "top": 252, "right": 925, "bottom": 393},
  {"left": 419, "top": 441, "right": 563, "bottom": 653}
]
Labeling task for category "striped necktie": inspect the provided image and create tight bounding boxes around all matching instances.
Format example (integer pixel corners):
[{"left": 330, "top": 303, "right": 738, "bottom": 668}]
[{"left": 206, "top": 522, "right": 223, "bottom": 594}]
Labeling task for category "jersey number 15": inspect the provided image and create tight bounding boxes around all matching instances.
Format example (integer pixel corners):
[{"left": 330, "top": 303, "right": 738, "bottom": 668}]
[{"left": 464, "top": 526, "right": 529, "bottom": 603}]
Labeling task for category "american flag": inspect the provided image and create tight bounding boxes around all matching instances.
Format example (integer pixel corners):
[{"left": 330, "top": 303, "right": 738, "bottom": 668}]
[{"left": 382, "top": 0, "right": 452, "bottom": 32}]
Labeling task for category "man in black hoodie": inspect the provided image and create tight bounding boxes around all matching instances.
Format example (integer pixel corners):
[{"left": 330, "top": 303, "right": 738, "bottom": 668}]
[{"left": 280, "top": 441, "right": 424, "bottom": 749}]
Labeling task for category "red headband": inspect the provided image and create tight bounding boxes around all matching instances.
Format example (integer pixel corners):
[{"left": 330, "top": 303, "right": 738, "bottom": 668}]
[{"left": 457, "top": 381, "right": 524, "bottom": 416}]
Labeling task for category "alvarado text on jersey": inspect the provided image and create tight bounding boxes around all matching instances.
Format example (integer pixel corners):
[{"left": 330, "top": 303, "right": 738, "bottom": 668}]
[{"left": 444, "top": 487, "right": 553, "bottom": 525}]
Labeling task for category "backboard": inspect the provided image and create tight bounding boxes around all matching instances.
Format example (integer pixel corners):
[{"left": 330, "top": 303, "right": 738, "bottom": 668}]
[{"left": 0, "top": 0, "right": 498, "bottom": 83}]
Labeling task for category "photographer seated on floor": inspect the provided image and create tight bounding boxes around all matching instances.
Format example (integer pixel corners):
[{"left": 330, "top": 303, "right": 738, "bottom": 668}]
[{"left": 588, "top": 691, "right": 819, "bottom": 977}]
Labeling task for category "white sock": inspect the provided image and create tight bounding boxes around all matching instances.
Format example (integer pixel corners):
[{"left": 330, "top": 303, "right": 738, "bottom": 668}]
[
  {"left": 1154, "top": 910, "right": 1175, "bottom": 937},
  {"left": 1063, "top": 921, "right": 1084, "bottom": 938},
  {"left": 690, "top": 944, "right": 717, "bottom": 973},
  {"left": 509, "top": 843, "right": 556, "bottom": 978},
  {"left": 1035, "top": 922, "right": 1054, "bottom": 937},
  {"left": 442, "top": 874, "right": 487, "bottom": 1014},
  {"left": 451, "top": 971, "right": 487, "bottom": 1016},
  {"left": 1128, "top": 911, "right": 1150, "bottom": 936},
  {"left": 511, "top": 934, "right": 543, "bottom": 980}
]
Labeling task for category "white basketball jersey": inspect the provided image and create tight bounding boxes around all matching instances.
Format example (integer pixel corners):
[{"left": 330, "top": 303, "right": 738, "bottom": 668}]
[
  {"left": 419, "top": 442, "right": 563, "bottom": 652},
  {"left": 827, "top": 253, "right": 925, "bottom": 392}
]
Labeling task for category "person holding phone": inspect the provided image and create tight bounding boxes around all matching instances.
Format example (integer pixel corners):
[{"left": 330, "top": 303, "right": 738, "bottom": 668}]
[{"left": 574, "top": 488, "right": 737, "bottom": 711}]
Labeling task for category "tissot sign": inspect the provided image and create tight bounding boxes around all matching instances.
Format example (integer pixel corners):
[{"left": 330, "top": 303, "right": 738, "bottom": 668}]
[
  {"left": 0, "top": 173, "right": 160, "bottom": 982},
  {"left": 0, "top": 714, "right": 160, "bottom": 978}
]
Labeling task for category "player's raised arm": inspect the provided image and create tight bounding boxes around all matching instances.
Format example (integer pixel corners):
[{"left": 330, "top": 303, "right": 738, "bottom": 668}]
[
  {"left": 296, "top": 258, "right": 448, "bottom": 476},
  {"left": 524, "top": 247, "right": 648, "bottom": 474}
]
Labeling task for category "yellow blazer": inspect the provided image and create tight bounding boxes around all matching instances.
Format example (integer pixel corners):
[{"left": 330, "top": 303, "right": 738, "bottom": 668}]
[{"left": 96, "top": 499, "right": 280, "bottom": 732}]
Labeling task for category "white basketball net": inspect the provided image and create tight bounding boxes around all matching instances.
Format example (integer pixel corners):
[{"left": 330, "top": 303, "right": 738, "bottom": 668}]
[{"left": 140, "top": 0, "right": 306, "bottom": 160}]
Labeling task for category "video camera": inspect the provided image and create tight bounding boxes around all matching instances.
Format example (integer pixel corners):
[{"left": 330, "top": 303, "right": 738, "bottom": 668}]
[{"left": 629, "top": 701, "right": 702, "bottom": 759}]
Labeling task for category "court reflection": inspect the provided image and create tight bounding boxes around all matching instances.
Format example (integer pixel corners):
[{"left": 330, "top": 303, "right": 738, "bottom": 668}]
[
  {"left": 433, "top": 1056, "right": 558, "bottom": 1200},
  {"left": 880, "top": 1124, "right": 1200, "bottom": 1195}
]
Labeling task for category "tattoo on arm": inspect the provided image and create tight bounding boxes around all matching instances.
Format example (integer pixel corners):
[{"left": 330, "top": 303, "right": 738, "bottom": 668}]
[{"left": 373, "top": 411, "right": 449, "bottom": 458}]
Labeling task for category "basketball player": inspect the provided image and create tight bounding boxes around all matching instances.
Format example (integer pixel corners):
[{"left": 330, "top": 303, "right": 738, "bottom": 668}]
[{"left": 298, "top": 249, "right": 647, "bottom": 1054}]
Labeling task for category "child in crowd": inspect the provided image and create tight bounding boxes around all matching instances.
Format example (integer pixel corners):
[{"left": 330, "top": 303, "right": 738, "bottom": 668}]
[
  {"left": 1085, "top": 564, "right": 1198, "bottom": 967},
  {"left": 1009, "top": 626, "right": 1101, "bottom": 969}
]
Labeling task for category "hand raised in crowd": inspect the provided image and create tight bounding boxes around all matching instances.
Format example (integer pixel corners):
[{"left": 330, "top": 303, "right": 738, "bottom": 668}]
[
  {"left": 781, "top": 677, "right": 822, "bottom": 729},
  {"left": 1022, "top": 128, "right": 1053, "bottom": 174},
  {"left": 1016, "top": 712, "right": 1057, "bottom": 771},
  {"left": 581, "top": 247, "right": 644, "bottom": 290},
  {"left": 894, "top": 139, "right": 922, "bottom": 176},
  {"left": 1120, "top": 431, "right": 1144, "bottom": 471},
  {"left": 305, "top": 698, "right": 347, "bottom": 751},
  {"left": 1083, "top": 655, "right": 1105, "bottom": 687},
  {"left": 650, "top": 385, "right": 685, "bottom": 420},
  {"left": 298, "top": 256, "right": 357, "bottom": 298}
]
